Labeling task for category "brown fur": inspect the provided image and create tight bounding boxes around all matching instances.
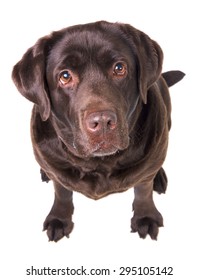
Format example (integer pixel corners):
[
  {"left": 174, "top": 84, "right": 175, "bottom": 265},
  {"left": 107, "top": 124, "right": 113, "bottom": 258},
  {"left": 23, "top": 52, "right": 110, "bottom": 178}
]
[{"left": 12, "top": 21, "right": 184, "bottom": 241}]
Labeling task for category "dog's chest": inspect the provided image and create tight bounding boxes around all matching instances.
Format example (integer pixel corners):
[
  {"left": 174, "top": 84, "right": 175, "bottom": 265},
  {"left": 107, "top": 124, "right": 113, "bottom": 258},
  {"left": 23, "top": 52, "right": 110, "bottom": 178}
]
[{"left": 52, "top": 163, "right": 138, "bottom": 200}]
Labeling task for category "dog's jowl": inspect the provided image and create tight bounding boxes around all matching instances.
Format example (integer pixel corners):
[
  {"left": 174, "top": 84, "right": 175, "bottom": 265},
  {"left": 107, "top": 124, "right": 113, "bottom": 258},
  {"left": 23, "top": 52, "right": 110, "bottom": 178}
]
[{"left": 12, "top": 21, "right": 185, "bottom": 242}]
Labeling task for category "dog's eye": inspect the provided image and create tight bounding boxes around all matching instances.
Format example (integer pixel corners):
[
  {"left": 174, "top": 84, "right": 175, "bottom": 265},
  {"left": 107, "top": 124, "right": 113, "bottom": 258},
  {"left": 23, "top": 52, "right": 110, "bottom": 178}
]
[
  {"left": 113, "top": 62, "right": 127, "bottom": 77},
  {"left": 59, "top": 70, "right": 72, "bottom": 86}
]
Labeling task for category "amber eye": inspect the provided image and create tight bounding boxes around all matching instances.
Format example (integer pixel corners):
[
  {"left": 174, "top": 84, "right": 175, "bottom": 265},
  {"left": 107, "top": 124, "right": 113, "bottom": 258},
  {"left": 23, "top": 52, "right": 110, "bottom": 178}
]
[
  {"left": 113, "top": 62, "right": 127, "bottom": 76},
  {"left": 59, "top": 70, "right": 72, "bottom": 86}
]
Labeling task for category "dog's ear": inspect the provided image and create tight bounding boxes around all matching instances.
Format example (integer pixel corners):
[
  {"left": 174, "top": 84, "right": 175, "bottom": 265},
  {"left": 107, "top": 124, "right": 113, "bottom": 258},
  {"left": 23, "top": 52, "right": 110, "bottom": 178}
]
[
  {"left": 120, "top": 24, "right": 163, "bottom": 104},
  {"left": 12, "top": 36, "right": 51, "bottom": 121}
]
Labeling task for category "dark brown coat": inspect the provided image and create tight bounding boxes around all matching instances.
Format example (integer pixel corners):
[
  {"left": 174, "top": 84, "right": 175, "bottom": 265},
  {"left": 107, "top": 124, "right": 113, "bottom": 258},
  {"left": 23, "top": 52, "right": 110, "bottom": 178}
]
[{"left": 12, "top": 21, "right": 184, "bottom": 242}]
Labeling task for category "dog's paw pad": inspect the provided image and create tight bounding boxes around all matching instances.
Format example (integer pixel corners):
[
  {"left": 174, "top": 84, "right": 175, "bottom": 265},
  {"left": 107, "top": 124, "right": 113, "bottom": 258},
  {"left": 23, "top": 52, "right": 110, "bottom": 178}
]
[
  {"left": 131, "top": 216, "right": 163, "bottom": 240},
  {"left": 43, "top": 218, "right": 74, "bottom": 242}
]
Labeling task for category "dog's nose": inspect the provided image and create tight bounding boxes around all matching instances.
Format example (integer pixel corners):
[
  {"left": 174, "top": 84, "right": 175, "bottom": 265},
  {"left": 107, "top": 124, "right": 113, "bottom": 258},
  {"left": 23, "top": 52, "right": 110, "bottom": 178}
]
[{"left": 85, "top": 111, "right": 117, "bottom": 134}]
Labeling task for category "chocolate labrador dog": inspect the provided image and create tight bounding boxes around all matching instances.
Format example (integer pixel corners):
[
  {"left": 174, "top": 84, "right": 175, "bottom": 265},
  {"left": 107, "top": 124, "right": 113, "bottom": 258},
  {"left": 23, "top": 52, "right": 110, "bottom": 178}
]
[{"left": 12, "top": 21, "right": 184, "bottom": 242}]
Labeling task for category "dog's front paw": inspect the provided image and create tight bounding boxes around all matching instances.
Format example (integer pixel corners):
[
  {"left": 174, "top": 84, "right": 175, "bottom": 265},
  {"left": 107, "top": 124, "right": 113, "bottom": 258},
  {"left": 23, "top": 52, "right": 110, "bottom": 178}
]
[
  {"left": 43, "top": 216, "right": 74, "bottom": 242},
  {"left": 131, "top": 212, "right": 163, "bottom": 240}
]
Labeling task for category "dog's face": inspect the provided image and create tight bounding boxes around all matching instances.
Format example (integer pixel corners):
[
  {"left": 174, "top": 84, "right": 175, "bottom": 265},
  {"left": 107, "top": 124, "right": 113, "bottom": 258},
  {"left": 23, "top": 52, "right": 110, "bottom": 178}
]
[
  {"left": 12, "top": 21, "right": 163, "bottom": 158},
  {"left": 47, "top": 28, "right": 139, "bottom": 158}
]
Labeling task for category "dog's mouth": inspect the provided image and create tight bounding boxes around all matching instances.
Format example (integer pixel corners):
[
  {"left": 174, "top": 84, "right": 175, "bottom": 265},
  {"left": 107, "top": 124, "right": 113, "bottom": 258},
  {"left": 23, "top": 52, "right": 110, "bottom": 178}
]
[
  {"left": 72, "top": 138, "right": 122, "bottom": 158},
  {"left": 59, "top": 135, "right": 126, "bottom": 158},
  {"left": 89, "top": 140, "right": 120, "bottom": 157},
  {"left": 54, "top": 107, "right": 130, "bottom": 158}
]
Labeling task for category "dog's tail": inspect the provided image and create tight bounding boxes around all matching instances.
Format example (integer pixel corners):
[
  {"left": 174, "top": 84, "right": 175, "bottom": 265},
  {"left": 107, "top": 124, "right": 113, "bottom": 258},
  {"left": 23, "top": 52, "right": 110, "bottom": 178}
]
[
  {"left": 162, "top": 70, "right": 185, "bottom": 87},
  {"left": 40, "top": 169, "right": 50, "bottom": 183}
]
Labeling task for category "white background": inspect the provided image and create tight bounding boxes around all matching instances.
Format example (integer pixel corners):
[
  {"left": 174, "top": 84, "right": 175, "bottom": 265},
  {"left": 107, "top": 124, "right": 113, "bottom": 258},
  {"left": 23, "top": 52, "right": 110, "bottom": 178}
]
[{"left": 0, "top": 0, "right": 198, "bottom": 279}]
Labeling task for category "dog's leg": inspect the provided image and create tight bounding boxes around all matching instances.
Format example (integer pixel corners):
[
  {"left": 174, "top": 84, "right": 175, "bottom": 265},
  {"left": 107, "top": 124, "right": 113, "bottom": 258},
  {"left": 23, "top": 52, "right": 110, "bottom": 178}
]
[
  {"left": 131, "top": 181, "right": 163, "bottom": 240},
  {"left": 153, "top": 167, "right": 167, "bottom": 194},
  {"left": 43, "top": 182, "right": 74, "bottom": 242}
]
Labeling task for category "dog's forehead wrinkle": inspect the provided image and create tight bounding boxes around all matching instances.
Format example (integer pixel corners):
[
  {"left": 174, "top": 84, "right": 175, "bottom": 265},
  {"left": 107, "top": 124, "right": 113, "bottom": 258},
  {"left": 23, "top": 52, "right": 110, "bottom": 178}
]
[{"left": 50, "top": 28, "right": 132, "bottom": 67}]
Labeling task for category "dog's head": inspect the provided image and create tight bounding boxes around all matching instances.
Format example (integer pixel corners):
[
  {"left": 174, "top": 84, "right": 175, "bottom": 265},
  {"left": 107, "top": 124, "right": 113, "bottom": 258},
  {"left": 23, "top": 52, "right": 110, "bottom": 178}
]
[{"left": 12, "top": 21, "right": 163, "bottom": 158}]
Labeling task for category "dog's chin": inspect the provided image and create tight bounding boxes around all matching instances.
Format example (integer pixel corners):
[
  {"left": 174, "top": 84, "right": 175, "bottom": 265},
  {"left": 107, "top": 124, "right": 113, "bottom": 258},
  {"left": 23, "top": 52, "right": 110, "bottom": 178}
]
[
  {"left": 75, "top": 142, "right": 120, "bottom": 158},
  {"left": 79, "top": 138, "right": 129, "bottom": 158},
  {"left": 91, "top": 146, "right": 119, "bottom": 158},
  {"left": 59, "top": 136, "right": 125, "bottom": 159},
  {"left": 59, "top": 136, "right": 129, "bottom": 160}
]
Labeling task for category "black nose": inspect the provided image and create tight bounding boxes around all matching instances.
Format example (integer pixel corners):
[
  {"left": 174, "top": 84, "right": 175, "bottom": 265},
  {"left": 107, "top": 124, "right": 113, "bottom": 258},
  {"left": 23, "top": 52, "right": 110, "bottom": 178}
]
[{"left": 85, "top": 111, "right": 117, "bottom": 134}]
